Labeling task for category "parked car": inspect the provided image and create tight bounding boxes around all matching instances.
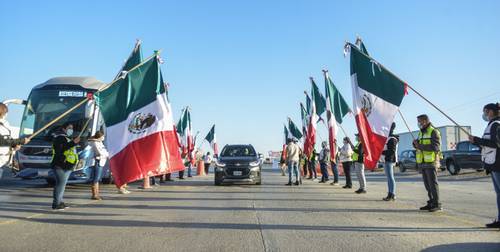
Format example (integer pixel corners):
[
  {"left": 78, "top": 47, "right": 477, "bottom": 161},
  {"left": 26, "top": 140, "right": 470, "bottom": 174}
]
[
  {"left": 398, "top": 150, "right": 417, "bottom": 173},
  {"left": 214, "top": 144, "right": 262, "bottom": 185},
  {"left": 442, "top": 141, "right": 483, "bottom": 175}
]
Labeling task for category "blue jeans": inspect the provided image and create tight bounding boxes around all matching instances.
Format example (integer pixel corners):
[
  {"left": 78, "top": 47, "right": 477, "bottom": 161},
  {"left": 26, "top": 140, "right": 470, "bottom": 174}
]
[
  {"left": 491, "top": 171, "right": 500, "bottom": 220},
  {"left": 92, "top": 164, "right": 103, "bottom": 184},
  {"left": 320, "top": 162, "right": 329, "bottom": 181},
  {"left": 330, "top": 162, "right": 339, "bottom": 183},
  {"left": 288, "top": 161, "right": 299, "bottom": 183},
  {"left": 384, "top": 162, "right": 396, "bottom": 194},
  {"left": 53, "top": 167, "right": 71, "bottom": 207}
]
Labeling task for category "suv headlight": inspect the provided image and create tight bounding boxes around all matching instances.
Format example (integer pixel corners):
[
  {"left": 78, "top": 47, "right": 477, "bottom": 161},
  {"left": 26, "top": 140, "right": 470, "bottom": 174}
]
[
  {"left": 215, "top": 160, "right": 226, "bottom": 167},
  {"left": 249, "top": 160, "right": 260, "bottom": 167}
]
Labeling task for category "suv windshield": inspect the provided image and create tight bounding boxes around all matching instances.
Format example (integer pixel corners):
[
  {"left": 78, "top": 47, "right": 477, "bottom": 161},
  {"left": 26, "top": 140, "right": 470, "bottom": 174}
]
[
  {"left": 20, "top": 88, "right": 92, "bottom": 140},
  {"left": 221, "top": 145, "right": 256, "bottom": 157}
]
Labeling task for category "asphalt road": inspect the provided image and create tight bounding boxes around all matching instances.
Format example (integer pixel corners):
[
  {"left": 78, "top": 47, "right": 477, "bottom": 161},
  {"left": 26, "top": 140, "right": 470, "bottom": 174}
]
[{"left": 0, "top": 165, "right": 499, "bottom": 252}]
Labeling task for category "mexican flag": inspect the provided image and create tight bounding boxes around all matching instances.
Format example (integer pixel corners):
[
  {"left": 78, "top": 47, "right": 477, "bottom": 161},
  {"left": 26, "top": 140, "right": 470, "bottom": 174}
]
[
  {"left": 282, "top": 124, "right": 290, "bottom": 161},
  {"left": 303, "top": 92, "right": 312, "bottom": 156},
  {"left": 300, "top": 102, "right": 308, "bottom": 138},
  {"left": 304, "top": 78, "right": 326, "bottom": 158},
  {"left": 114, "top": 40, "right": 142, "bottom": 80},
  {"left": 348, "top": 41, "right": 407, "bottom": 169},
  {"left": 204, "top": 124, "right": 218, "bottom": 155},
  {"left": 177, "top": 107, "right": 194, "bottom": 160},
  {"left": 95, "top": 54, "right": 184, "bottom": 187},
  {"left": 324, "top": 70, "right": 350, "bottom": 162},
  {"left": 287, "top": 117, "right": 303, "bottom": 140}
]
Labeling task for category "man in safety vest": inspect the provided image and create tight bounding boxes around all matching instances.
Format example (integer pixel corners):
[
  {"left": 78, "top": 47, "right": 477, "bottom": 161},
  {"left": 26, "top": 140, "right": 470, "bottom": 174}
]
[
  {"left": 413, "top": 114, "right": 442, "bottom": 212},
  {"left": 51, "top": 122, "right": 80, "bottom": 210},
  {"left": 351, "top": 133, "right": 366, "bottom": 194}
]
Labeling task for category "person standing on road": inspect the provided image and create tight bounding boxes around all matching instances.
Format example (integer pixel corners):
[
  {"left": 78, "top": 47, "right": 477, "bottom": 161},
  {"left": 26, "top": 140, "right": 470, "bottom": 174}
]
[
  {"left": 51, "top": 122, "right": 80, "bottom": 210},
  {"left": 413, "top": 114, "right": 442, "bottom": 212},
  {"left": 469, "top": 103, "right": 500, "bottom": 228},
  {"left": 330, "top": 144, "right": 340, "bottom": 186},
  {"left": 204, "top": 152, "right": 212, "bottom": 175},
  {"left": 285, "top": 138, "right": 301, "bottom": 186},
  {"left": 339, "top": 137, "right": 354, "bottom": 189},
  {"left": 308, "top": 149, "right": 318, "bottom": 180},
  {"left": 318, "top": 141, "right": 330, "bottom": 183},
  {"left": 0, "top": 103, "right": 28, "bottom": 179},
  {"left": 382, "top": 123, "right": 399, "bottom": 201},
  {"left": 351, "top": 134, "right": 366, "bottom": 194},
  {"left": 88, "top": 131, "right": 109, "bottom": 200}
]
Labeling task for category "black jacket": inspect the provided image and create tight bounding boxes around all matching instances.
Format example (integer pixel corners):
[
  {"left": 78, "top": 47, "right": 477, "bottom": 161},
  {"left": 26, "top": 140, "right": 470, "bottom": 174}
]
[
  {"left": 473, "top": 117, "right": 500, "bottom": 172},
  {"left": 383, "top": 135, "right": 398, "bottom": 163},
  {"left": 51, "top": 132, "right": 77, "bottom": 170}
]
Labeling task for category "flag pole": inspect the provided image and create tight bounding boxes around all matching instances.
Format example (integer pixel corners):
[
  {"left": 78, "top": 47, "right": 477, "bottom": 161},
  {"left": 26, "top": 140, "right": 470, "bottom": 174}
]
[
  {"left": 345, "top": 42, "right": 470, "bottom": 137},
  {"left": 26, "top": 50, "right": 163, "bottom": 141},
  {"left": 397, "top": 109, "right": 416, "bottom": 141}
]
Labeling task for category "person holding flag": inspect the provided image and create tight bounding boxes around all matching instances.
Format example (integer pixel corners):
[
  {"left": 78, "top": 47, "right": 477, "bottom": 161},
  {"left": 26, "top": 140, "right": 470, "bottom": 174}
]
[
  {"left": 351, "top": 133, "right": 366, "bottom": 194},
  {"left": 382, "top": 123, "right": 399, "bottom": 201},
  {"left": 318, "top": 141, "right": 330, "bottom": 183}
]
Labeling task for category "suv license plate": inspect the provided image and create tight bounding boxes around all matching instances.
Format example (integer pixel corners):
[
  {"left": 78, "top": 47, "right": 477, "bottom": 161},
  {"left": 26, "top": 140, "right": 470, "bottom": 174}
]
[{"left": 233, "top": 171, "right": 242, "bottom": 176}]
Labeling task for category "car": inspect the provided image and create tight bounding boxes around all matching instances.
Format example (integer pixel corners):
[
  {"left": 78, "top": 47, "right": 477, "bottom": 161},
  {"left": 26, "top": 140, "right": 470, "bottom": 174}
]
[
  {"left": 398, "top": 150, "right": 417, "bottom": 173},
  {"left": 442, "top": 141, "right": 483, "bottom": 175},
  {"left": 214, "top": 144, "right": 262, "bottom": 185}
]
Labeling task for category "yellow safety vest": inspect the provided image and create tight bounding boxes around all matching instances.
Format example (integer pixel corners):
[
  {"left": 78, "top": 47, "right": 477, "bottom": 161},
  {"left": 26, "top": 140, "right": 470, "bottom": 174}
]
[
  {"left": 416, "top": 126, "right": 440, "bottom": 164},
  {"left": 352, "top": 142, "right": 360, "bottom": 162},
  {"left": 52, "top": 136, "right": 79, "bottom": 165}
]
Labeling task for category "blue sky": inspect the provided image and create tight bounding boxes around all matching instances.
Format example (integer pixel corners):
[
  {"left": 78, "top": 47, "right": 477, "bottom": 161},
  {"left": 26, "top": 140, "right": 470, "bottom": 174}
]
[{"left": 1, "top": 0, "right": 500, "bottom": 153}]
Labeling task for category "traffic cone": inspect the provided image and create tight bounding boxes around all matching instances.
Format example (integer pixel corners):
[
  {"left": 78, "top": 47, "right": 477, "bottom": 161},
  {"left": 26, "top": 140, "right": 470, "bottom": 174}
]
[{"left": 196, "top": 160, "right": 205, "bottom": 176}]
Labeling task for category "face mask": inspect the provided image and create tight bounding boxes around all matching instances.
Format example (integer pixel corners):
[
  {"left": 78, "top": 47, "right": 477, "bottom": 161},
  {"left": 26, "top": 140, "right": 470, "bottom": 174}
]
[
  {"left": 482, "top": 113, "right": 489, "bottom": 122},
  {"left": 66, "top": 129, "right": 74, "bottom": 136},
  {"left": 418, "top": 123, "right": 424, "bottom": 129}
]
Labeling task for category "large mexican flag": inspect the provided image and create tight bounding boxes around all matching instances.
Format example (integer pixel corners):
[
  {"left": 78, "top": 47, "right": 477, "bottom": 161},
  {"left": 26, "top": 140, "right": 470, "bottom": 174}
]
[
  {"left": 287, "top": 117, "right": 303, "bottom": 140},
  {"left": 177, "top": 107, "right": 194, "bottom": 160},
  {"left": 349, "top": 42, "right": 406, "bottom": 169},
  {"left": 304, "top": 78, "right": 326, "bottom": 158},
  {"left": 324, "top": 70, "right": 350, "bottom": 161},
  {"left": 95, "top": 54, "right": 184, "bottom": 187}
]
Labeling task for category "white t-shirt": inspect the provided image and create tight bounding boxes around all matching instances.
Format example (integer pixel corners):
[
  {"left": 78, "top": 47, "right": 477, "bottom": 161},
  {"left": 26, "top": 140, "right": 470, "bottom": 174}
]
[{"left": 89, "top": 140, "right": 109, "bottom": 167}]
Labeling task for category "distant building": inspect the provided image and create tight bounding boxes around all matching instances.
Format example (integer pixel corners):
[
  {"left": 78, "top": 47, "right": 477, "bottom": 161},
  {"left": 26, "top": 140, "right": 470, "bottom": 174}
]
[{"left": 396, "top": 125, "right": 471, "bottom": 156}]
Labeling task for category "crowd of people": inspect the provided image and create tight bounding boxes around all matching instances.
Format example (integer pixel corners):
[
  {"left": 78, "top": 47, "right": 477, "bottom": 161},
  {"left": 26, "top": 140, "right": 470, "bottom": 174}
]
[
  {"left": 281, "top": 103, "right": 500, "bottom": 229},
  {"left": 1, "top": 102, "right": 500, "bottom": 229}
]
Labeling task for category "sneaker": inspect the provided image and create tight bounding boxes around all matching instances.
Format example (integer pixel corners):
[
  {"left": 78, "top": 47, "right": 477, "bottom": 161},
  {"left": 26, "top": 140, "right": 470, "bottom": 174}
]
[
  {"left": 355, "top": 189, "right": 367, "bottom": 194},
  {"left": 118, "top": 188, "right": 131, "bottom": 194},
  {"left": 419, "top": 204, "right": 432, "bottom": 211},
  {"left": 294, "top": 181, "right": 300, "bottom": 186},
  {"left": 382, "top": 193, "right": 395, "bottom": 201},
  {"left": 342, "top": 185, "right": 352, "bottom": 189},
  {"left": 52, "top": 204, "right": 65, "bottom": 211},
  {"left": 428, "top": 204, "right": 443, "bottom": 212},
  {"left": 319, "top": 180, "right": 326, "bottom": 183},
  {"left": 61, "top": 202, "right": 70, "bottom": 209},
  {"left": 330, "top": 182, "right": 339, "bottom": 186},
  {"left": 285, "top": 182, "right": 292, "bottom": 186},
  {"left": 485, "top": 220, "right": 500, "bottom": 228}
]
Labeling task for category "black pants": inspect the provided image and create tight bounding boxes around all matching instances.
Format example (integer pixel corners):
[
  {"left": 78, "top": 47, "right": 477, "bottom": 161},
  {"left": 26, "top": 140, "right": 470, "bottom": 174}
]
[
  {"left": 204, "top": 163, "right": 210, "bottom": 174},
  {"left": 422, "top": 168, "right": 440, "bottom": 205},
  {"left": 342, "top": 161, "right": 352, "bottom": 187},
  {"left": 179, "top": 170, "right": 184, "bottom": 179}
]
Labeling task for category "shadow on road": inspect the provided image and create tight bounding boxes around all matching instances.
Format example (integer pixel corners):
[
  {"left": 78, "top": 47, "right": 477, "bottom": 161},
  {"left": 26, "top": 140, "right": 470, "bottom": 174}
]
[{"left": 421, "top": 242, "right": 500, "bottom": 252}]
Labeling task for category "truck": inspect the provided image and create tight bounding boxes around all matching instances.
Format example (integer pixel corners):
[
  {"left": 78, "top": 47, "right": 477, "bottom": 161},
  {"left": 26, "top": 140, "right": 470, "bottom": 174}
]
[
  {"left": 10, "top": 77, "right": 112, "bottom": 185},
  {"left": 441, "top": 141, "right": 483, "bottom": 175}
]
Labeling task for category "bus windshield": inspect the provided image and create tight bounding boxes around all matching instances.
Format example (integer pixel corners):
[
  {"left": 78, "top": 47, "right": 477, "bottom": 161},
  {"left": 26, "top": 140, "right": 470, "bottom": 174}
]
[{"left": 20, "top": 88, "right": 92, "bottom": 140}]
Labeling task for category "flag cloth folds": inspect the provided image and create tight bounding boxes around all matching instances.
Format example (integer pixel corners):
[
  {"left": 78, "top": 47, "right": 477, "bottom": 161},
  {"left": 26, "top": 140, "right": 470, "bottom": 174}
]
[
  {"left": 300, "top": 103, "right": 308, "bottom": 138},
  {"left": 95, "top": 54, "right": 184, "bottom": 187},
  {"left": 348, "top": 42, "right": 407, "bottom": 169},
  {"left": 114, "top": 40, "right": 142, "bottom": 80},
  {"left": 177, "top": 107, "right": 194, "bottom": 159},
  {"left": 324, "top": 70, "right": 350, "bottom": 161},
  {"left": 204, "top": 124, "right": 218, "bottom": 155},
  {"left": 287, "top": 117, "right": 303, "bottom": 140},
  {"left": 282, "top": 124, "right": 290, "bottom": 161}
]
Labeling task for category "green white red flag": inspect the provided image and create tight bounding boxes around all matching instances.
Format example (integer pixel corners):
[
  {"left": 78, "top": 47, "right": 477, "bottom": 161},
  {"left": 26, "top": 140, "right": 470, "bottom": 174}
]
[
  {"left": 347, "top": 41, "right": 407, "bottom": 169},
  {"left": 204, "top": 124, "right": 218, "bottom": 155},
  {"left": 177, "top": 107, "right": 194, "bottom": 160},
  {"left": 95, "top": 53, "right": 184, "bottom": 187},
  {"left": 324, "top": 70, "right": 350, "bottom": 161}
]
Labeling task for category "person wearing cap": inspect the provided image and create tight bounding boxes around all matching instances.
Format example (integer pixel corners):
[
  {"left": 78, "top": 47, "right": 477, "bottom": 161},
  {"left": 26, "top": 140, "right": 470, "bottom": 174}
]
[
  {"left": 469, "top": 103, "right": 500, "bottom": 228},
  {"left": 351, "top": 133, "right": 366, "bottom": 194},
  {"left": 382, "top": 122, "right": 399, "bottom": 201},
  {"left": 413, "top": 114, "right": 442, "bottom": 212},
  {"left": 285, "top": 138, "right": 301, "bottom": 186},
  {"left": 318, "top": 141, "right": 330, "bottom": 183}
]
